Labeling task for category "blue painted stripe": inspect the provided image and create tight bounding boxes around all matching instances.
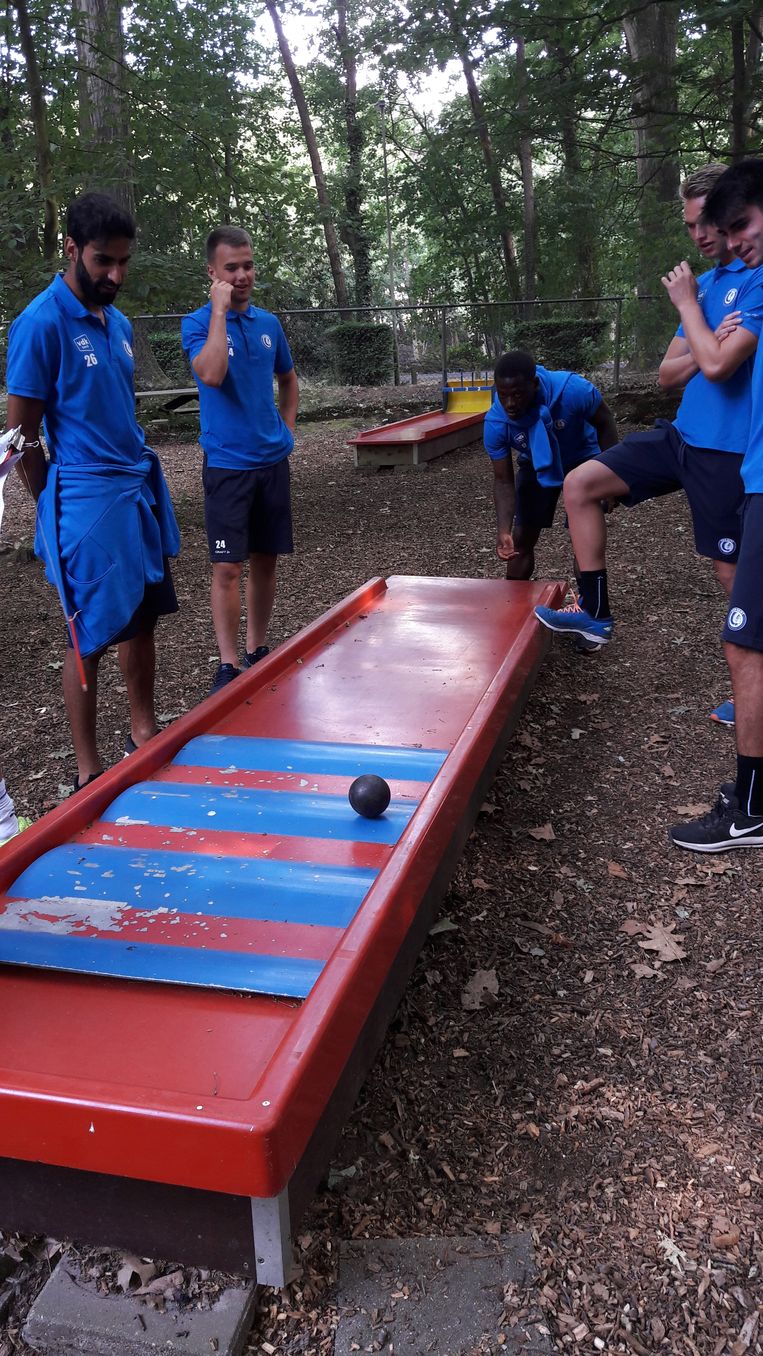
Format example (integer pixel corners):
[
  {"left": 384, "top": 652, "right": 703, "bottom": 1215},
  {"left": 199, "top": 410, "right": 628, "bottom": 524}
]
[
  {"left": 0, "top": 930, "right": 321, "bottom": 998},
  {"left": 101, "top": 783, "right": 414, "bottom": 844},
  {"left": 173, "top": 736, "right": 447, "bottom": 782},
  {"left": 9, "top": 846, "right": 375, "bottom": 928}
]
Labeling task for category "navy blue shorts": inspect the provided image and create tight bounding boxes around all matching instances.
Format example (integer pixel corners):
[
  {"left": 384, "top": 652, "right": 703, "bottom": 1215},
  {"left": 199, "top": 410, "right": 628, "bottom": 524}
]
[
  {"left": 723, "top": 495, "right": 763, "bottom": 651},
  {"left": 597, "top": 420, "right": 744, "bottom": 562},
  {"left": 514, "top": 461, "right": 567, "bottom": 530},
  {"left": 203, "top": 456, "right": 294, "bottom": 562}
]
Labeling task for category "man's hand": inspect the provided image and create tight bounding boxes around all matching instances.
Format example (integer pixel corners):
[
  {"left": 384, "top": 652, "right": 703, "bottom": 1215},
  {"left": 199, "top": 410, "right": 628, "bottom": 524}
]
[
  {"left": 661, "top": 260, "right": 698, "bottom": 312},
  {"left": 210, "top": 279, "right": 233, "bottom": 315},
  {"left": 715, "top": 310, "right": 742, "bottom": 344},
  {"left": 496, "top": 530, "right": 516, "bottom": 561}
]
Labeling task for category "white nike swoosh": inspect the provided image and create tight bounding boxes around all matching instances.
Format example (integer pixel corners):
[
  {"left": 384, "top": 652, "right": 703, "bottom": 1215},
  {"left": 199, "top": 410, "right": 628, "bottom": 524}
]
[{"left": 729, "top": 821, "right": 763, "bottom": 838}]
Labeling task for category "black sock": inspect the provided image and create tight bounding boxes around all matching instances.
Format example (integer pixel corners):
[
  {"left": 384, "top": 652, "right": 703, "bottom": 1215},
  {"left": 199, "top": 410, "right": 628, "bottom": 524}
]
[
  {"left": 735, "top": 755, "right": 763, "bottom": 816},
  {"left": 578, "top": 570, "right": 611, "bottom": 620}
]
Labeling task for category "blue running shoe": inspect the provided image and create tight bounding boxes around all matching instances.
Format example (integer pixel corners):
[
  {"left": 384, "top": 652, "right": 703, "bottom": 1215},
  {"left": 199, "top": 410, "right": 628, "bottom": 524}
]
[
  {"left": 534, "top": 600, "right": 614, "bottom": 645},
  {"left": 710, "top": 699, "right": 734, "bottom": 727}
]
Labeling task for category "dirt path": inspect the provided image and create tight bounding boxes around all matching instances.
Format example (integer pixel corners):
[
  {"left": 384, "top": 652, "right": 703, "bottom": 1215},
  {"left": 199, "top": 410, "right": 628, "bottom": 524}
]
[{"left": 0, "top": 419, "right": 760, "bottom": 1356}]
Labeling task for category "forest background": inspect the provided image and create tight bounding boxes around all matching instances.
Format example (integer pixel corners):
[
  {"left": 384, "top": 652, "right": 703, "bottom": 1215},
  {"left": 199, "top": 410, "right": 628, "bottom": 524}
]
[{"left": 3, "top": 0, "right": 762, "bottom": 378}]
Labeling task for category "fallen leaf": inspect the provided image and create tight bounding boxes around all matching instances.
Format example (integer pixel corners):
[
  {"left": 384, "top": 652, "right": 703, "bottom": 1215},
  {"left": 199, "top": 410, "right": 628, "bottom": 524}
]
[
  {"left": 578, "top": 692, "right": 599, "bottom": 704},
  {"left": 662, "top": 764, "right": 676, "bottom": 779},
  {"left": 452, "top": 1047, "right": 470, "bottom": 1058},
  {"left": 471, "top": 876, "right": 495, "bottom": 891},
  {"left": 570, "top": 728, "right": 584, "bottom": 740},
  {"left": 607, "top": 861, "right": 627, "bottom": 878},
  {"left": 711, "top": 1225, "right": 740, "bottom": 1248},
  {"left": 429, "top": 917, "right": 459, "bottom": 936},
  {"left": 479, "top": 802, "right": 497, "bottom": 815},
  {"left": 675, "top": 803, "right": 711, "bottom": 817},
  {"left": 657, "top": 1231, "right": 688, "bottom": 1271},
  {"left": 637, "top": 922, "right": 687, "bottom": 963},
  {"left": 705, "top": 956, "right": 726, "bottom": 973},
  {"left": 461, "top": 968, "right": 499, "bottom": 1011},
  {"left": 620, "top": 919, "right": 647, "bottom": 936},
  {"left": 528, "top": 823, "right": 555, "bottom": 842},
  {"left": 630, "top": 962, "right": 662, "bottom": 978}
]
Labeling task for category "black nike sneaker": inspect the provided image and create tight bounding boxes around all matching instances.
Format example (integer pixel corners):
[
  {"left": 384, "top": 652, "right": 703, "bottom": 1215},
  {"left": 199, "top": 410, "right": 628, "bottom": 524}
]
[{"left": 669, "top": 789, "right": 763, "bottom": 852}]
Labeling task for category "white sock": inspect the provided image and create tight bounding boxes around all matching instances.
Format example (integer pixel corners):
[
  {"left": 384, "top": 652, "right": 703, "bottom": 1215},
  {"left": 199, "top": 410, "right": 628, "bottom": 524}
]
[{"left": 0, "top": 780, "right": 20, "bottom": 838}]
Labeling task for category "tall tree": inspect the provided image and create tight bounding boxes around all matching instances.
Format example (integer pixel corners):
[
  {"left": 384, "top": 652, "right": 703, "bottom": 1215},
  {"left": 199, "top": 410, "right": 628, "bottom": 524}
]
[
  {"left": 264, "top": 0, "right": 351, "bottom": 310},
  {"left": 334, "top": 0, "right": 373, "bottom": 307},
  {"left": 515, "top": 35, "right": 536, "bottom": 302},
  {"left": 13, "top": 0, "right": 58, "bottom": 263},
  {"left": 73, "top": 0, "right": 134, "bottom": 213},
  {"left": 622, "top": 2, "right": 680, "bottom": 363}
]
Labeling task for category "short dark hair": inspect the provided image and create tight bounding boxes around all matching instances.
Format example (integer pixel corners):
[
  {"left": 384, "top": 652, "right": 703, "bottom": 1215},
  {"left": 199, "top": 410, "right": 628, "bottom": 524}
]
[
  {"left": 66, "top": 192, "right": 136, "bottom": 248},
  {"left": 704, "top": 159, "right": 763, "bottom": 228},
  {"left": 206, "top": 225, "right": 252, "bottom": 262},
  {"left": 494, "top": 350, "right": 536, "bottom": 383}
]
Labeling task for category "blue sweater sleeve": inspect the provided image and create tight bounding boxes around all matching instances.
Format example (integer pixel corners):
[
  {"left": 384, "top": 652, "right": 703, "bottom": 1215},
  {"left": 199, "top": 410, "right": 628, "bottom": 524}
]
[
  {"left": 483, "top": 407, "right": 509, "bottom": 461},
  {"left": 6, "top": 306, "right": 59, "bottom": 401}
]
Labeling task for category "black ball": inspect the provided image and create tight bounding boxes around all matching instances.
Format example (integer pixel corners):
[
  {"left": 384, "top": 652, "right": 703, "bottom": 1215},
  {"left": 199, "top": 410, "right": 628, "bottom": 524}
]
[{"left": 348, "top": 774, "right": 391, "bottom": 819}]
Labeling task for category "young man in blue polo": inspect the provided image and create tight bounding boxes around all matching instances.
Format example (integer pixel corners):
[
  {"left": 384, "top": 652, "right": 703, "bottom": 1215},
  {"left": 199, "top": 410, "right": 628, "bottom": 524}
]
[
  {"left": 182, "top": 227, "right": 299, "bottom": 695},
  {"left": 534, "top": 164, "right": 763, "bottom": 730},
  {"left": 485, "top": 349, "right": 619, "bottom": 638},
  {"left": 5, "top": 193, "right": 180, "bottom": 792},
  {"left": 670, "top": 159, "right": 763, "bottom": 850}
]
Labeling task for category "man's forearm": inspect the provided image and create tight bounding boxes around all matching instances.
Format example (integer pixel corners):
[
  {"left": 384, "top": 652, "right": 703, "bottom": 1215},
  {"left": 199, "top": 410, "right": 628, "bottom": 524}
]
[
  {"left": 192, "top": 311, "right": 230, "bottom": 387},
  {"left": 6, "top": 394, "right": 47, "bottom": 498},
  {"left": 493, "top": 477, "right": 515, "bottom": 536},
  {"left": 659, "top": 352, "right": 699, "bottom": 391},
  {"left": 277, "top": 371, "right": 299, "bottom": 431},
  {"left": 677, "top": 300, "right": 728, "bottom": 380}
]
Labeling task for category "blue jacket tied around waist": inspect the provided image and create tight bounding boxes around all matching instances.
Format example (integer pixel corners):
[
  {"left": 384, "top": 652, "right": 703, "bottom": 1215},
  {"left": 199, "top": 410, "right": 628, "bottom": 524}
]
[
  {"left": 35, "top": 450, "right": 180, "bottom": 658},
  {"left": 484, "top": 369, "right": 581, "bottom": 487}
]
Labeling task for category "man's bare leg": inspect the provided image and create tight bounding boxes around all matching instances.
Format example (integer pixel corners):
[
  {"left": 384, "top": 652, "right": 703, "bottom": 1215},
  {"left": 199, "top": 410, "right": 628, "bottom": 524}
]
[
  {"left": 245, "top": 552, "right": 278, "bottom": 653},
  {"left": 563, "top": 461, "right": 630, "bottom": 571},
  {"left": 118, "top": 630, "right": 159, "bottom": 747},
  {"left": 63, "top": 648, "right": 102, "bottom": 783},
  {"left": 505, "top": 525, "right": 539, "bottom": 580},
  {"left": 712, "top": 559, "right": 736, "bottom": 596},
  {"left": 727, "top": 643, "right": 763, "bottom": 755},
  {"left": 210, "top": 561, "right": 244, "bottom": 666}
]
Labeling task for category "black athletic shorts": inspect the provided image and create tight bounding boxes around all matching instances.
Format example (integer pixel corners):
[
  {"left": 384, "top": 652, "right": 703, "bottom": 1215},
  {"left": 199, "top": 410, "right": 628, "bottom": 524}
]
[
  {"left": 597, "top": 420, "right": 744, "bottom": 563},
  {"left": 723, "top": 495, "right": 763, "bottom": 651},
  {"left": 514, "top": 459, "right": 563, "bottom": 530},
  {"left": 203, "top": 456, "right": 294, "bottom": 562},
  {"left": 65, "top": 556, "right": 178, "bottom": 651}
]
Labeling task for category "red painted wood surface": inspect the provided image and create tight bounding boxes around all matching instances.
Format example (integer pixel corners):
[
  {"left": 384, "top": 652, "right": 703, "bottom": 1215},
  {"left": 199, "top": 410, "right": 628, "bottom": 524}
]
[
  {"left": 348, "top": 410, "right": 483, "bottom": 447},
  {"left": 0, "top": 576, "right": 562, "bottom": 1198}
]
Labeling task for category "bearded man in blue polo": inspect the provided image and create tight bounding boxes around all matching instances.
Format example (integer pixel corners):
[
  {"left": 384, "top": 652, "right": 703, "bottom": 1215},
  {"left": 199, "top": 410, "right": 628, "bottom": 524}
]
[
  {"left": 181, "top": 227, "right": 299, "bottom": 696},
  {"left": 5, "top": 192, "right": 180, "bottom": 793},
  {"left": 485, "top": 349, "right": 618, "bottom": 628}
]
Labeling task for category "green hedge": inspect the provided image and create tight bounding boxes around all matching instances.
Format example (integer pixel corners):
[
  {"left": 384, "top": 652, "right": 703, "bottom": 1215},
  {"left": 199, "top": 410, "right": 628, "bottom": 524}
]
[
  {"left": 148, "top": 330, "right": 193, "bottom": 386},
  {"left": 511, "top": 317, "right": 608, "bottom": 372},
  {"left": 327, "top": 321, "right": 393, "bottom": 386}
]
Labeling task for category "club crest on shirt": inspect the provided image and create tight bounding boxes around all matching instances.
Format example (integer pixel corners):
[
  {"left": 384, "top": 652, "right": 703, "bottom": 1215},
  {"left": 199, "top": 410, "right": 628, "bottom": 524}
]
[
  {"left": 728, "top": 607, "right": 747, "bottom": 630},
  {"left": 261, "top": 333, "right": 273, "bottom": 349},
  {"left": 513, "top": 433, "right": 527, "bottom": 449},
  {"left": 73, "top": 334, "right": 93, "bottom": 353},
  {"left": 122, "top": 339, "right": 133, "bottom": 358},
  {"left": 226, "top": 333, "right": 234, "bottom": 356},
  {"left": 724, "top": 288, "right": 739, "bottom": 306},
  {"left": 718, "top": 537, "right": 737, "bottom": 555},
  {"left": 555, "top": 419, "right": 566, "bottom": 430}
]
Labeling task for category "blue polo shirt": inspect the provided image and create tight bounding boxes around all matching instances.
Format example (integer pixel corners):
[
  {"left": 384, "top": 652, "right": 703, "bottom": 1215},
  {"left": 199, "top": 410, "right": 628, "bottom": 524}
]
[
  {"left": 674, "top": 257, "right": 763, "bottom": 454},
  {"left": 484, "top": 367, "right": 602, "bottom": 473},
  {"left": 6, "top": 274, "right": 145, "bottom": 466},
  {"left": 181, "top": 303, "right": 295, "bottom": 469},
  {"left": 741, "top": 337, "right": 763, "bottom": 492}
]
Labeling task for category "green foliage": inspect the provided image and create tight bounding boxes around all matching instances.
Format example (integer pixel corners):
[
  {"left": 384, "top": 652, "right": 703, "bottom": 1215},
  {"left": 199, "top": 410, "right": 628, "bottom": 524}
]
[
  {"left": 512, "top": 317, "right": 609, "bottom": 372},
  {"left": 147, "top": 330, "right": 192, "bottom": 385},
  {"left": 448, "top": 340, "right": 489, "bottom": 371},
  {"left": 327, "top": 320, "right": 393, "bottom": 385}
]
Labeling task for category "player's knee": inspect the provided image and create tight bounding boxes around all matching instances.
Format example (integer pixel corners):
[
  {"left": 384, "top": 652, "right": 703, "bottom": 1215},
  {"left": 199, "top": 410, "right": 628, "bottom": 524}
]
[
  {"left": 562, "top": 463, "right": 598, "bottom": 512},
  {"left": 213, "top": 561, "right": 242, "bottom": 588}
]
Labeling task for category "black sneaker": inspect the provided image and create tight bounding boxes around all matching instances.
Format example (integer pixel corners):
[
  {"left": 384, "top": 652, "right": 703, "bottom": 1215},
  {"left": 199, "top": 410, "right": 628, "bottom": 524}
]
[
  {"left": 669, "top": 789, "right": 763, "bottom": 852},
  {"left": 209, "top": 663, "right": 241, "bottom": 695},
  {"left": 243, "top": 646, "right": 270, "bottom": 668},
  {"left": 72, "top": 770, "right": 103, "bottom": 795}
]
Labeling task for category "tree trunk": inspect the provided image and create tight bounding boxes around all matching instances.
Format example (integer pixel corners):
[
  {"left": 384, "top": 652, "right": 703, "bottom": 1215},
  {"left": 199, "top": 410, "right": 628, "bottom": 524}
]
[
  {"left": 264, "top": 0, "right": 350, "bottom": 311},
  {"left": 14, "top": 0, "right": 58, "bottom": 263},
  {"left": 335, "top": 0, "right": 372, "bottom": 310},
  {"left": 623, "top": 4, "right": 679, "bottom": 366},
  {"left": 73, "top": 0, "right": 134, "bottom": 215},
  {"left": 515, "top": 36, "right": 536, "bottom": 305},
  {"left": 440, "top": 1, "right": 520, "bottom": 299},
  {"left": 731, "top": 9, "right": 762, "bottom": 160}
]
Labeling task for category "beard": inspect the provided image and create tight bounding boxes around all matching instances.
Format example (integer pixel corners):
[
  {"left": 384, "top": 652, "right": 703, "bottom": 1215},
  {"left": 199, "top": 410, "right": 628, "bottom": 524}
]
[{"left": 75, "top": 255, "right": 119, "bottom": 307}]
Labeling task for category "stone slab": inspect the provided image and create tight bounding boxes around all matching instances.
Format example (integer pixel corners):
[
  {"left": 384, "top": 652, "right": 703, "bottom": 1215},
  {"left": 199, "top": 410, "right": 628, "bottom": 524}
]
[
  {"left": 23, "top": 1254, "right": 256, "bottom": 1356},
  {"left": 334, "top": 1234, "right": 554, "bottom": 1355}
]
